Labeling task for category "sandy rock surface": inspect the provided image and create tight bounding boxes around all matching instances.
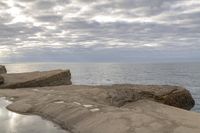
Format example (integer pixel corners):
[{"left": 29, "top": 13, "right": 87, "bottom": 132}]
[
  {"left": 0, "top": 69, "right": 72, "bottom": 89},
  {"left": 0, "top": 84, "right": 198, "bottom": 133}
]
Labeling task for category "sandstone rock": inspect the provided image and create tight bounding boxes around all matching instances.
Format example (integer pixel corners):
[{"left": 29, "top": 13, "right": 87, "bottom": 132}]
[
  {"left": 155, "top": 87, "right": 195, "bottom": 110},
  {"left": 101, "top": 84, "right": 195, "bottom": 110},
  {"left": 0, "top": 75, "right": 4, "bottom": 84},
  {"left": 0, "top": 65, "right": 7, "bottom": 74},
  {"left": 0, "top": 85, "right": 198, "bottom": 133},
  {"left": 0, "top": 69, "right": 72, "bottom": 89}
]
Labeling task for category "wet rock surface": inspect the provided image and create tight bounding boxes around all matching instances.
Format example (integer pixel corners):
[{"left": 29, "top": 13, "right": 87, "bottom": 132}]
[
  {"left": 0, "top": 85, "right": 199, "bottom": 133},
  {"left": 0, "top": 98, "right": 69, "bottom": 133},
  {"left": 0, "top": 70, "right": 72, "bottom": 89},
  {"left": 0, "top": 65, "right": 7, "bottom": 74}
]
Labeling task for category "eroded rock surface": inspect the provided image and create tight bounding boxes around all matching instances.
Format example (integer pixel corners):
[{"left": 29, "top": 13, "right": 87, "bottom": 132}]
[
  {"left": 99, "top": 84, "right": 195, "bottom": 110},
  {"left": 0, "top": 85, "right": 198, "bottom": 133},
  {"left": 0, "top": 65, "right": 7, "bottom": 74},
  {"left": 0, "top": 70, "right": 72, "bottom": 89}
]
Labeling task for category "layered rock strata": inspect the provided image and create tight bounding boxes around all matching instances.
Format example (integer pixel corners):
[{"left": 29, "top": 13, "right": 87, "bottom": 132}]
[{"left": 0, "top": 70, "right": 72, "bottom": 89}]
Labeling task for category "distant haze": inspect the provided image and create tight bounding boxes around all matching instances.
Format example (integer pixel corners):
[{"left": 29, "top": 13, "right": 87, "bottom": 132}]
[{"left": 0, "top": 0, "right": 200, "bottom": 63}]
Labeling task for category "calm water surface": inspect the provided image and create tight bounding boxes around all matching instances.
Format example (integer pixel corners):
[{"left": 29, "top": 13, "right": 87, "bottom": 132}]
[
  {"left": 4, "top": 62, "right": 200, "bottom": 112},
  {"left": 0, "top": 98, "right": 68, "bottom": 133}
]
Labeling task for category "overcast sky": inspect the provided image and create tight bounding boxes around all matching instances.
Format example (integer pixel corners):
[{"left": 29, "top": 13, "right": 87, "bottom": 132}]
[{"left": 0, "top": 0, "right": 200, "bottom": 63}]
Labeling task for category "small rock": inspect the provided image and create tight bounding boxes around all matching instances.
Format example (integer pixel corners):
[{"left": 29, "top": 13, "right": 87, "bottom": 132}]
[{"left": 0, "top": 65, "right": 7, "bottom": 74}]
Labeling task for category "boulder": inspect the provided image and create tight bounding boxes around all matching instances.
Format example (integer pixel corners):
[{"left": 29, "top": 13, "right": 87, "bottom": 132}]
[
  {"left": 0, "top": 65, "right": 7, "bottom": 74},
  {"left": 101, "top": 84, "right": 195, "bottom": 110},
  {"left": 0, "top": 69, "right": 72, "bottom": 89},
  {"left": 0, "top": 75, "right": 4, "bottom": 84}
]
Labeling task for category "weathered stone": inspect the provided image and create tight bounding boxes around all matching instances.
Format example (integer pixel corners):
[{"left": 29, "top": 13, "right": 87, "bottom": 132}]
[
  {"left": 0, "top": 65, "right": 7, "bottom": 74},
  {"left": 0, "top": 75, "right": 4, "bottom": 84},
  {"left": 156, "top": 87, "right": 195, "bottom": 110},
  {"left": 0, "top": 85, "right": 198, "bottom": 133},
  {"left": 101, "top": 84, "right": 195, "bottom": 110},
  {"left": 0, "top": 69, "right": 72, "bottom": 89}
]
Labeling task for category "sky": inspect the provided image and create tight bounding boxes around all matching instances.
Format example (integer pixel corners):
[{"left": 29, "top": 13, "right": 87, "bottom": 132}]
[{"left": 0, "top": 0, "right": 200, "bottom": 63}]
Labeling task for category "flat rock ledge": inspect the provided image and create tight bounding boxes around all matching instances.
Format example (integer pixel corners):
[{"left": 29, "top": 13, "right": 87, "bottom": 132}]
[
  {"left": 0, "top": 85, "right": 198, "bottom": 133},
  {"left": 0, "top": 69, "right": 72, "bottom": 89},
  {"left": 0, "top": 65, "right": 7, "bottom": 74}
]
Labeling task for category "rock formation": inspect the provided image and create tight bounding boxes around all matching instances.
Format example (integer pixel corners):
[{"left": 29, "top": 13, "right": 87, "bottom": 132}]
[
  {"left": 0, "top": 66, "right": 198, "bottom": 133},
  {"left": 0, "top": 69, "right": 72, "bottom": 89},
  {"left": 99, "top": 84, "right": 195, "bottom": 110},
  {"left": 0, "top": 85, "right": 198, "bottom": 133},
  {"left": 0, "top": 65, "right": 7, "bottom": 74}
]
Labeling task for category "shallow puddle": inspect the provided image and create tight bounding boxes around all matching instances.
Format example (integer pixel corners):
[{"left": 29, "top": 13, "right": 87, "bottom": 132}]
[{"left": 0, "top": 98, "right": 69, "bottom": 133}]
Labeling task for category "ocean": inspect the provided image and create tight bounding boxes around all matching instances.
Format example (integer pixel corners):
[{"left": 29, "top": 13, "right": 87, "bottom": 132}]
[{"left": 4, "top": 62, "right": 200, "bottom": 112}]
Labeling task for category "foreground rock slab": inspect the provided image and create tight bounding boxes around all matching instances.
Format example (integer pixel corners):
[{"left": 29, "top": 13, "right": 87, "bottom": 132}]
[
  {"left": 0, "top": 70, "right": 72, "bottom": 89},
  {"left": 0, "top": 85, "right": 198, "bottom": 133},
  {"left": 0, "top": 65, "right": 7, "bottom": 74}
]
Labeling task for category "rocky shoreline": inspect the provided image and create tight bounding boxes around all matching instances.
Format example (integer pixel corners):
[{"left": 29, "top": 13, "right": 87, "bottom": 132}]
[{"left": 0, "top": 65, "right": 200, "bottom": 133}]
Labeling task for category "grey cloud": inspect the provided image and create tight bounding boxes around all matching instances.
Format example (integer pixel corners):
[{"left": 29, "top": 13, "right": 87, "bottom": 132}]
[
  {"left": 88, "top": 0, "right": 176, "bottom": 17},
  {"left": 16, "top": 0, "right": 38, "bottom": 2},
  {"left": 33, "top": 0, "right": 71, "bottom": 10},
  {"left": 35, "top": 15, "right": 63, "bottom": 22},
  {"left": 55, "top": 0, "right": 71, "bottom": 5},
  {"left": 0, "top": 22, "right": 43, "bottom": 48},
  {"left": 0, "top": 0, "right": 200, "bottom": 62},
  {"left": 34, "top": 1, "right": 55, "bottom": 10},
  {"left": 0, "top": 13, "right": 13, "bottom": 23},
  {"left": 0, "top": 1, "right": 8, "bottom": 9}
]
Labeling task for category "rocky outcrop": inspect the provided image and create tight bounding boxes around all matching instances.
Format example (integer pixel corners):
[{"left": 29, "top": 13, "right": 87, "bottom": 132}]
[
  {"left": 0, "top": 75, "right": 4, "bottom": 84},
  {"left": 0, "top": 85, "right": 198, "bottom": 133},
  {"left": 100, "top": 84, "right": 195, "bottom": 110},
  {"left": 0, "top": 65, "right": 7, "bottom": 74},
  {"left": 0, "top": 69, "right": 72, "bottom": 89}
]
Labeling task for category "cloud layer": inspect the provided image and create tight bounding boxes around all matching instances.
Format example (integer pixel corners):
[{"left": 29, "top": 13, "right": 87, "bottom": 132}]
[{"left": 0, "top": 0, "right": 200, "bottom": 62}]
